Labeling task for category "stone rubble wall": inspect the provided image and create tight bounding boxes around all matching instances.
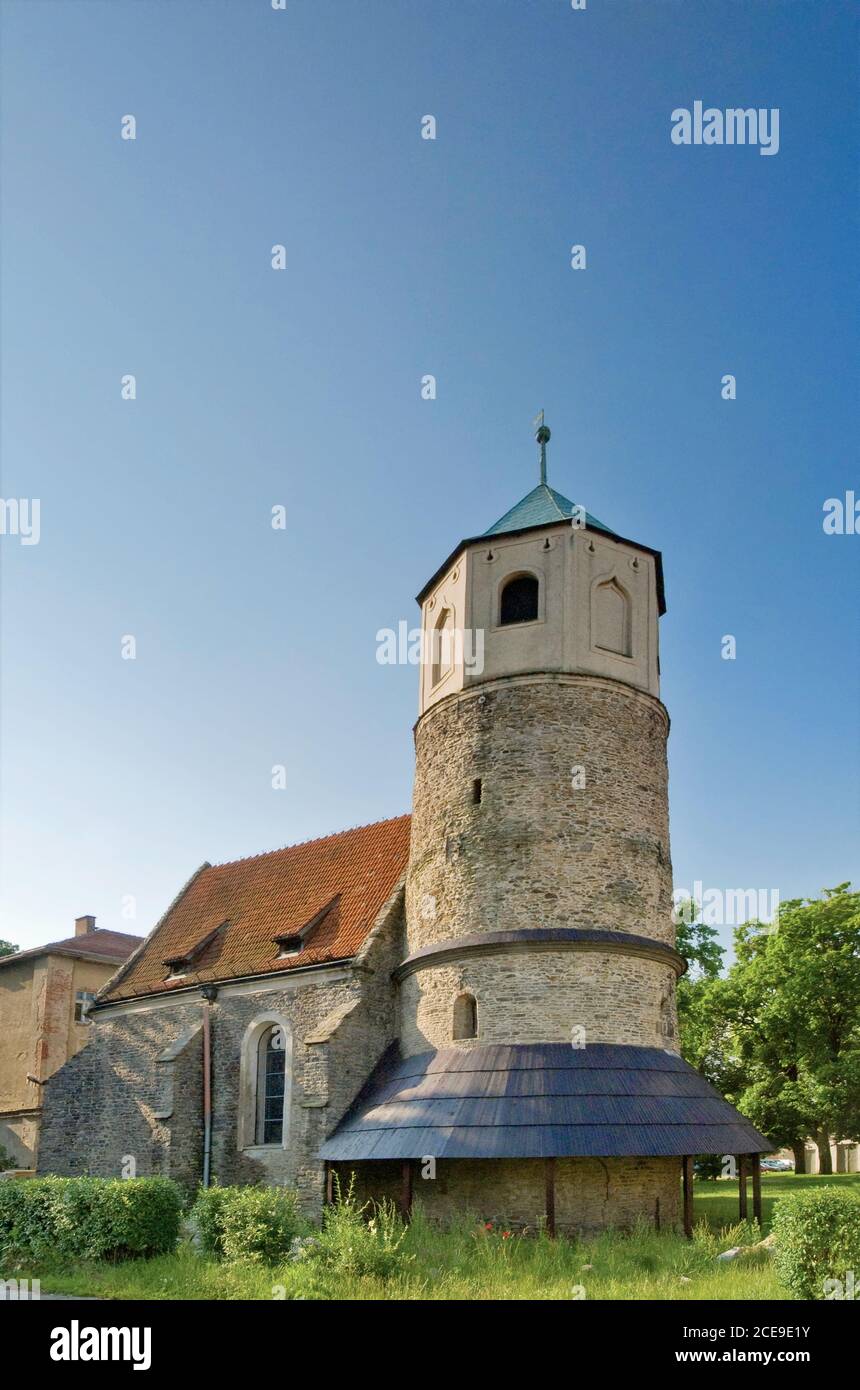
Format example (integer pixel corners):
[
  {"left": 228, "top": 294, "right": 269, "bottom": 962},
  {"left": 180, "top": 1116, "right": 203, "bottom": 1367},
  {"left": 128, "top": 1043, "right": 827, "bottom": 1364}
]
[
  {"left": 405, "top": 675, "right": 673, "bottom": 958},
  {"left": 335, "top": 1155, "right": 682, "bottom": 1235},
  {"left": 399, "top": 950, "right": 679, "bottom": 1056}
]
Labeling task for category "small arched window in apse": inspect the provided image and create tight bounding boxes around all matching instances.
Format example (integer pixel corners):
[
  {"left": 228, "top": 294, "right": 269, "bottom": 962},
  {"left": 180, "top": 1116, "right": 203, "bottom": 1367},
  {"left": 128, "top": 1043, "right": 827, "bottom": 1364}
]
[{"left": 452, "top": 992, "right": 478, "bottom": 1041}]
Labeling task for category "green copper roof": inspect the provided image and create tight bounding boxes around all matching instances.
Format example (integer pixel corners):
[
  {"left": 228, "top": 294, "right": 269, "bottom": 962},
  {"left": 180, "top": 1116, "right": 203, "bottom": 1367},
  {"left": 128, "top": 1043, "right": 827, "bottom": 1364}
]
[{"left": 484, "top": 483, "right": 617, "bottom": 538}]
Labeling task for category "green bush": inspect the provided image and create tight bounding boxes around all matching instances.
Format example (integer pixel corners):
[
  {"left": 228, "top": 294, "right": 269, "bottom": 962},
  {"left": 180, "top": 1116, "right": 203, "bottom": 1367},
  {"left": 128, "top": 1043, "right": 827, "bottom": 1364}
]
[
  {"left": 0, "top": 1144, "right": 18, "bottom": 1173},
  {"left": 0, "top": 1176, "right": 182, "bottom": 1266},
  {"left": 189, "top": 1184, "right": 231, "bottom": 1257},
  {"left": 292, "top": 1175, "right": 409, "bottom": 1280},
  {"left": 772, "top": 1186, "right": 860, "bottom": 1300},
  {"left": 190, "top": 1184, "right": 304, "bottom": 1264}
]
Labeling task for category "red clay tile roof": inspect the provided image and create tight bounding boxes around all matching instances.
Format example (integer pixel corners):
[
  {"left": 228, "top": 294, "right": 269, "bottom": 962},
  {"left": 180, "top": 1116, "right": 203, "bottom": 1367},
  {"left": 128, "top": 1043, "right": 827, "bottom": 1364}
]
[
  {"left": 99, "top": 815, "right": 411, "bottom": 1003},
  {"left": 0, "top": 929, "right": 143, "bottom": 970}
]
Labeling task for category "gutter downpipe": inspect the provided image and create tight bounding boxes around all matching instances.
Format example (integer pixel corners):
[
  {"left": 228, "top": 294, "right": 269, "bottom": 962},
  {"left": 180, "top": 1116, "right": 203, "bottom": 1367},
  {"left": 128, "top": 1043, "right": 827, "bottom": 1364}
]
[{"left": 200, "top": 985, "right": 218, "bottom": 1187}]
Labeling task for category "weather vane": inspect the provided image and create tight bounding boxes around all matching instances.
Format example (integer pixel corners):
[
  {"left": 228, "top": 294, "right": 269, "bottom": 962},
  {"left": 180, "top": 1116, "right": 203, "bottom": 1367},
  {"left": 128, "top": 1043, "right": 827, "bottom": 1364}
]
[{"left": 533, "top": 409, "right": 551, "bottom": 485}]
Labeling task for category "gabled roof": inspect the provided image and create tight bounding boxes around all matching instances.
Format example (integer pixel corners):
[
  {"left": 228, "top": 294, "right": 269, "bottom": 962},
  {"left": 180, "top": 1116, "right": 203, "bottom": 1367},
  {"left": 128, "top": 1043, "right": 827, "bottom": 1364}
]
[
  {"left": 484, "top": 483, "right": 616, "bottom": 538},
  {"left": 98, "top": 815, "right": 411, "bottom": 1004},
  {"left": 320, "top": 1043, "right": 772, "bottom": 1160},
  {"left": 0, "top": 929, "right": 143, "bottom": 972}
]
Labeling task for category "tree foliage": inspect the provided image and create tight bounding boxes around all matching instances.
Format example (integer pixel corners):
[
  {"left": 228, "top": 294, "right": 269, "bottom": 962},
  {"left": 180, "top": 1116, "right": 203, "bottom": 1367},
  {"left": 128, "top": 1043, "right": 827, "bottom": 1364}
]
[{"left": 677, "top": 885, "right": 860, "bottom": 1166}]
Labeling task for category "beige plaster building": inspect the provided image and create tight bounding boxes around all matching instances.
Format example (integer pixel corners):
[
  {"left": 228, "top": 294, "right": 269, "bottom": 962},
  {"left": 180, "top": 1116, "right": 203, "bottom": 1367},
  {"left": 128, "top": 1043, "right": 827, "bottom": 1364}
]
[{"left": 0, "top": 917, "right": 142, "bottom": 1167}]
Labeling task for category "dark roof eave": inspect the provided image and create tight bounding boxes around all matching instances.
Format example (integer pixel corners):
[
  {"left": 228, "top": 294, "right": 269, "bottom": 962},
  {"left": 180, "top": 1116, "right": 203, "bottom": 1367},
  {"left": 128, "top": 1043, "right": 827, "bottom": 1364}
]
[
  {"left": 319, "top": 1043, "right": 772, "bottom": 1162},
  {"left": 394, "top": 928, "right": 687, "bottom": 981},
  {"left": 416, "top": 520, "right": 667, "bottom": 615}
]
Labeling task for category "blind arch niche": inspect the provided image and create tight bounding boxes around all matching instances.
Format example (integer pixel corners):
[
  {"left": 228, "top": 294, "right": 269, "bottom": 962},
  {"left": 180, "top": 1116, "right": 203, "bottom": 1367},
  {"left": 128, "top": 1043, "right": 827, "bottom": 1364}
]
[{"left": 592, "top": 576, "right": 632, "bottom": 658}]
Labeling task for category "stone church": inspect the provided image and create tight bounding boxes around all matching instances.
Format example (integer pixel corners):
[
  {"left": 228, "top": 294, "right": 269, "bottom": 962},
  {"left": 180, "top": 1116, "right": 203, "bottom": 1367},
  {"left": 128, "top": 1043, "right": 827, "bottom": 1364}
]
[{"left": 39, "top": 433, "right": 768, "bottom": 1232}]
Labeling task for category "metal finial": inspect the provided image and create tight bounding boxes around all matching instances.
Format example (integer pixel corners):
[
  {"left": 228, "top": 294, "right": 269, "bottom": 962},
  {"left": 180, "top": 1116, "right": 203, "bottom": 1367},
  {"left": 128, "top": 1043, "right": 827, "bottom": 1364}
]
[{"left": 533, "top": 409, "right": 551, "bottom": 485}]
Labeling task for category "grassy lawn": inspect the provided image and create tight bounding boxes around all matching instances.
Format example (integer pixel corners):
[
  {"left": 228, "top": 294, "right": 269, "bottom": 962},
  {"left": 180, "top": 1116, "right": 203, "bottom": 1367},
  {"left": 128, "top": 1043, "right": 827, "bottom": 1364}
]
[
  {"left": 695, "top": 1171, "right": 860, "bottom": 1235},
  {"left": 18, "top": 1173, "right": 858, "bottom": 1301}
]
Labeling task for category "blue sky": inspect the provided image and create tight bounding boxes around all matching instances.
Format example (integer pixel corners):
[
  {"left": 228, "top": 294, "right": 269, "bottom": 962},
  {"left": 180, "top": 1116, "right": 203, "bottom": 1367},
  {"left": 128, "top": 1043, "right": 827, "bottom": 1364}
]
[{"left": 1, "top": 0, "right": 857, "bottom": 958}]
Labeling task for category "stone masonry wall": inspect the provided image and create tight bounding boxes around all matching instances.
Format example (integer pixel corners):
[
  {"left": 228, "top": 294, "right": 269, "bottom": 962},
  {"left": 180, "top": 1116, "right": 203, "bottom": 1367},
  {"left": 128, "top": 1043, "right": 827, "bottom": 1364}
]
[
  {"left": 36, "top": 1002, "right": 204, "bottom": 1189},
  {"left": 335, "top": 1155, "right": 682, "bottom": 1235},
  {"left": 208, "top": 893, "right": 402, "bottom": 1215},
  {"left": 405, "top": 675, "right": 673, "bottom": 954},
  {"left": 37, "top": 895, "right": 404, "bottom": 1217},
  {"left": 399, "top": 950, "right": 678, "bottom": 1056}
]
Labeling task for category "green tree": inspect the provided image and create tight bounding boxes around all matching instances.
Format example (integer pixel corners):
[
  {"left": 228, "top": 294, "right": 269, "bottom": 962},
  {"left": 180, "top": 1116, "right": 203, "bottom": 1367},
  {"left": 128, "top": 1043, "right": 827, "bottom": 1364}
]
[
  {"left": 678, "top": 886, "right": 860, "bottom": 1174},
  {"left": 0, "top": 940, "right": 17, "bottom": 960},
  {"left": 675, "top": 899, "right": 726, "bottom": 1078}
]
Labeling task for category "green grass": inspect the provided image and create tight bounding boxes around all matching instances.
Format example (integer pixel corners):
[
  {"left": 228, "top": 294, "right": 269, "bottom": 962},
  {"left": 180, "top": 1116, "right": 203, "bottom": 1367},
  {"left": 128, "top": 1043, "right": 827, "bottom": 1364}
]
[
  {"left": 694, "top": 1171, "right": 860, "bottom": 1236},
  {"left": 15, "top": 1173, "right": 859, "bottom": 1301}
]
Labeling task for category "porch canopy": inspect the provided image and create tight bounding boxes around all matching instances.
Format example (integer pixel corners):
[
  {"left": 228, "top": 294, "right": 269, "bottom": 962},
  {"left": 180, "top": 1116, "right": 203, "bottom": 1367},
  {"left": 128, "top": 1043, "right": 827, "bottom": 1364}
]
[{"left": 319, "top": 1042, "right": 771, "bottom": 1163}]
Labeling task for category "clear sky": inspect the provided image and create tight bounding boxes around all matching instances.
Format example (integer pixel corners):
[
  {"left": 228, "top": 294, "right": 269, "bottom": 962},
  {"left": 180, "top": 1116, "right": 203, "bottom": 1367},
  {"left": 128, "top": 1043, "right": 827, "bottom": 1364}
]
[{"left": 1, "top": 0, "right": 857, "bottom": 959}]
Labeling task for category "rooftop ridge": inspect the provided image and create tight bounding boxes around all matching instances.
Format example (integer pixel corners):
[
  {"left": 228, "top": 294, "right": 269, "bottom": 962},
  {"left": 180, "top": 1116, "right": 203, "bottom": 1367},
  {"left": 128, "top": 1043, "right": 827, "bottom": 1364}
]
[{"left": 206, "top": 812, "right": 411, "bottom": 871}]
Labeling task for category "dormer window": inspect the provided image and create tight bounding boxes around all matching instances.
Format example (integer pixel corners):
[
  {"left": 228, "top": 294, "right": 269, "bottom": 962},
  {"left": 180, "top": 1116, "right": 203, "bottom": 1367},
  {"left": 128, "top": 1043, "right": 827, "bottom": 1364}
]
[
  {"left": 499, "top": 574, "right": 539, "bottom": 626},
  {"left": 273, "top": 894, "right": 340, "bottom": 960},
  {"left": 162, "top": 921, "right": 227, "bottom": 981}
]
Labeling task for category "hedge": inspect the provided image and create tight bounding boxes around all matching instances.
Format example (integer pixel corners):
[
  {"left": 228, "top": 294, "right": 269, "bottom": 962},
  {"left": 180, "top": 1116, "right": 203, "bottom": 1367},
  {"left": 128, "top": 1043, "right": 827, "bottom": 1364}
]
[
  {"left": 771, "top": 1186, "right": 860, "bottom": 1300},
  {"left": 190, "top": 1184, "right": 305, "bottom": 1264},
  {"left": 0, "top": 1176, "right": 182, "bottom": 1265}
]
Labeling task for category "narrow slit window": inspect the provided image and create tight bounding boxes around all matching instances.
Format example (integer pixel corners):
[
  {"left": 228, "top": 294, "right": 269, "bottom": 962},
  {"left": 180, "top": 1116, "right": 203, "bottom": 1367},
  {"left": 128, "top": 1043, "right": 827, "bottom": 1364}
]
[
  {"left": 472, "top": 778, "right": 482, "bottom": 804},
  {"left": 453, "top": 992, "right": 478, "bottom": 1041}
]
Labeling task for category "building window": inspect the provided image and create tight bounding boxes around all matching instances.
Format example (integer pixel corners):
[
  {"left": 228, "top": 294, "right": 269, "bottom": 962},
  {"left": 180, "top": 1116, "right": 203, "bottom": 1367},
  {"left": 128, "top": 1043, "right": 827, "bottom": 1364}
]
[
  {"left": 256, "top": 1025, "right": 287, "bottom": 1145},
  {"left": 499, "top": 574, "right": 539, "bottom": 626},
  {"left": 472, "top": 777, "right": 482, "bottom": 804},
  {"left": 453, "top": 992, "right": 478, "bottom": 1041},
  {"left": 238, "top": 1014, "right": 292, "bottom": 1152},
  {"left": 74, "top": 990, "right": 97, "bottom": 1023},
  {"left": 431, "top": 607, "right": 455, "bottom": 686}
]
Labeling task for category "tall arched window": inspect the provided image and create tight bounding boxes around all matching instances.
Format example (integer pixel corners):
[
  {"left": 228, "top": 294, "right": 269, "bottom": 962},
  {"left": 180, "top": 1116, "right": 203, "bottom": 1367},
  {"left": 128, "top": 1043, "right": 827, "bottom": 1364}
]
[
  {"left": 256, "top": 1024, "right": 287, "bottom": 1145},
  {"left": 453, "top": 992, "right": 478, "bottom": 1041},
  {"left": 431, "top": 607, "right": 454, "bottom": 686},
  {"left": 499, "top": 574, "right": 539, "bottom": 626},
  {"left": 238, "top": 1014, "right": 292, "bottom": 1151}
]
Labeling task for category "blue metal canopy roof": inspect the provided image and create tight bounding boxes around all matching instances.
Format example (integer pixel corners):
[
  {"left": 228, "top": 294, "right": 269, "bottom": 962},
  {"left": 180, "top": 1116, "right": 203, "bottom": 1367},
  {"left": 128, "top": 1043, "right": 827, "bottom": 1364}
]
[
  {"left": 320, "top": 1043, "right": 771, "bottom": 1161},
  {"left": 483, "top": 483, "right": 617, "bottom": 539}
]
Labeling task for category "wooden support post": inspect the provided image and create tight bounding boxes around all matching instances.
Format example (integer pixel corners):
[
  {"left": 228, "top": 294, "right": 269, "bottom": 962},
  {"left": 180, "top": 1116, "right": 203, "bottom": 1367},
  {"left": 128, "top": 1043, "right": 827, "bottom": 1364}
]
[
  {"left": 324, "top": 1161, "right": 334, "bottom": 1207},
  {"left": 682, "top": 1155, "right": 694, "bottom": 1238},
  {"left": 545, "top": 1157, "right": 556, "bottom": 1239},
  {"left": 752, "top": 1153, "right": 762, "bottom": 1228},
  {"left": 738, "top": 1154, "right": 748, "bottom": 1220},
  {"left": 401, "top": 1159, "right": 414, "bottom": 1222}
]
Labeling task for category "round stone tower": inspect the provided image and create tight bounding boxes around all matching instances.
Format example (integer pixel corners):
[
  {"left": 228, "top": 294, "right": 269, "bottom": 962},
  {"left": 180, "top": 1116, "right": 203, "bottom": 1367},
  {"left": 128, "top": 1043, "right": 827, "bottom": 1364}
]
[
  {"left": 399, "top": 450, "right": 682, "bottom": 1060},
  {"left": 322, "top": 428, "right": 770, "bottom": 1234}
]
